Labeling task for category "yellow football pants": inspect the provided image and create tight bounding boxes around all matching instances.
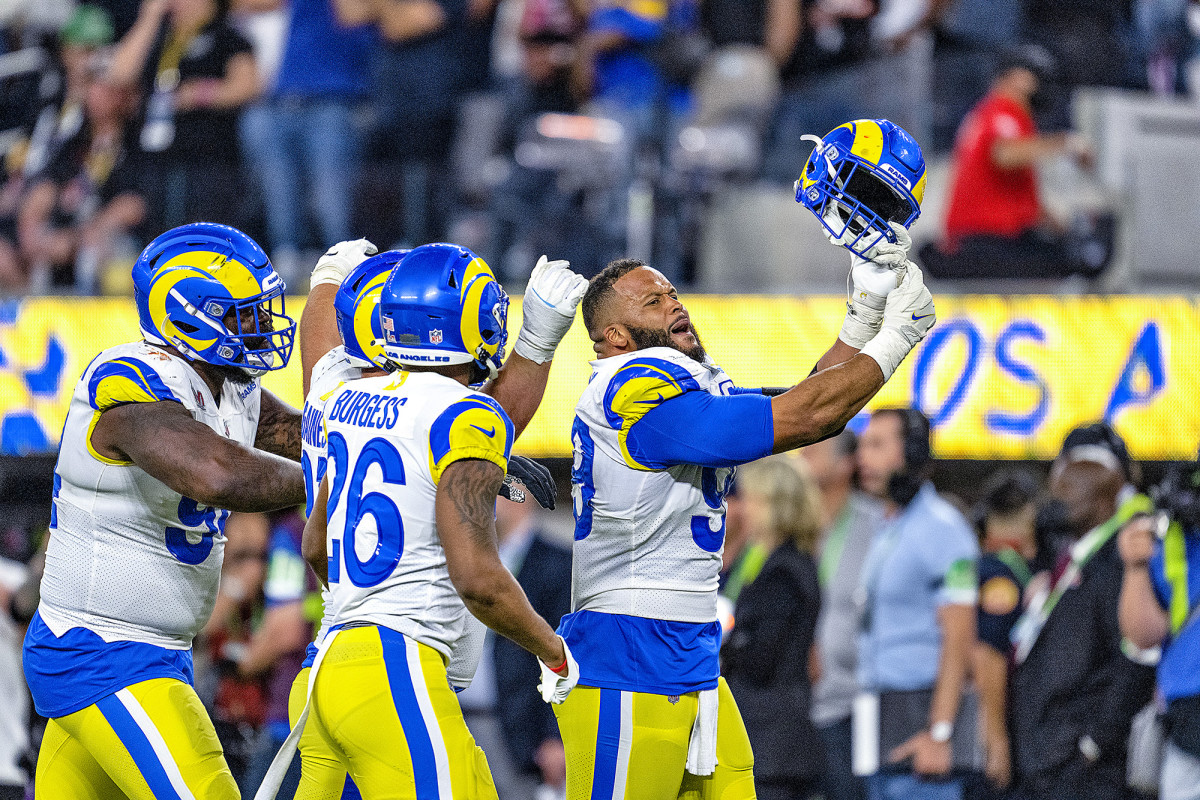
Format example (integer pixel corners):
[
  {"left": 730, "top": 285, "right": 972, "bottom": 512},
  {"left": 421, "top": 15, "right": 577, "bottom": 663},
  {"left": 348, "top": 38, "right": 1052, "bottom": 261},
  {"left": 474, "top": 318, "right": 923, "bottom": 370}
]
[
  {"left": 34, "top": 677, "right": 238, "bottom": 799},
  {"left": 553, "top": 678, "right": 756, "bottom": 800},
  {"left": 307, "top": 624, "right": 498, "bottom": 800},
  {"left": 289, "top": 666, "right": 361, "bottom": 800}
]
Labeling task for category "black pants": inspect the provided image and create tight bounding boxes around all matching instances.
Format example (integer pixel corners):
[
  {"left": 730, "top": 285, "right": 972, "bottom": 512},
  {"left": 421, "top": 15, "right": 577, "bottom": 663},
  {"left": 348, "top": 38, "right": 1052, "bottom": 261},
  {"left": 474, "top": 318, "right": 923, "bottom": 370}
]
[
  {"left": 756, "top": 777, "right": 821, "bottom": 800},
  {"left": 1015, "top": 756, "right": 1126, "bottom": 800}
]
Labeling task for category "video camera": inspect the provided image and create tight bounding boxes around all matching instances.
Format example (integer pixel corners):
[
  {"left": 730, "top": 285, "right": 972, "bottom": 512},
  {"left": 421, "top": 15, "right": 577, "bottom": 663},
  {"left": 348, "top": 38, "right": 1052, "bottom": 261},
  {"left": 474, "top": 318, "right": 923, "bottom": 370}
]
[{"left": 1150, "top": 458, "right": 1200, "bottom": 535}]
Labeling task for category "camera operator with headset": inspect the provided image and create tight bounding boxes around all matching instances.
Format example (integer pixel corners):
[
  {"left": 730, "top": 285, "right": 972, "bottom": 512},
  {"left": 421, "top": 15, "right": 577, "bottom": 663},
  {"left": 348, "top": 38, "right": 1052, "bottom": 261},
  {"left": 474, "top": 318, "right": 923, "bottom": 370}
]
[
  {"left": 852, "top": 408, "right": 980, "bottom": 800},
  {"left": 1119, "top": 459, "right": 1200, "bottom": 800}
]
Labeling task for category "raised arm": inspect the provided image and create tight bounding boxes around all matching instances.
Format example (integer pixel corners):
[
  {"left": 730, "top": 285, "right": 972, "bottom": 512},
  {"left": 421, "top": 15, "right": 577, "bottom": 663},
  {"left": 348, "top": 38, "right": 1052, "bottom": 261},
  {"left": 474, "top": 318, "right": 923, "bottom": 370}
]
[
  {"left": 1118, "top": 516, "right": 1171, "bottom": 650},
  {"left": 772, "top": 262, "right": 935, "bottom": 451},
  {"left": 107, "top": 0, "right": 168, "bottom": 87},
  {"left": 92, "top": 400, "right": 305, "bottom": 511},
  {"left": 485, "top": 256, "right": 586, "bottom": 436},
  {"left": 437, "top": 458, "right": 566, "bottom": 667},
  {"left": 300, "top": 239, "right": 378, "bottom": 395}
]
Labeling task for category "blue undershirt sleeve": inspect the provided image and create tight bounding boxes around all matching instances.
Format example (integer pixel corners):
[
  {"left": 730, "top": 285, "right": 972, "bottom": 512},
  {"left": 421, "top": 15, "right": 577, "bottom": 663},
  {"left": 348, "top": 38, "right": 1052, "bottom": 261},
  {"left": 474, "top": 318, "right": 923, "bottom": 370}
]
[{"left": 624, "top": 391, "right": 775, "bottom": 469}]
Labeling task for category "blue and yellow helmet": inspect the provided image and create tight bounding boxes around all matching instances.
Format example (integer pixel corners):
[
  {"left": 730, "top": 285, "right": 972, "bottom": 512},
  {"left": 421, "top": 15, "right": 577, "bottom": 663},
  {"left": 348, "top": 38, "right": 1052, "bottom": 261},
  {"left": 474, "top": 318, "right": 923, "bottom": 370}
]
[
  {"left": 375, "top": 243, "right": 509, "bottom": 378},
  {"left": 334, "top": 249, "right": 409, "bottom": 369},
  {"left": 132, "top": 222, "right": 295, "bottom": 376},
  {"left": 795, "top": 118, "right": 926, "bottom": 258}
]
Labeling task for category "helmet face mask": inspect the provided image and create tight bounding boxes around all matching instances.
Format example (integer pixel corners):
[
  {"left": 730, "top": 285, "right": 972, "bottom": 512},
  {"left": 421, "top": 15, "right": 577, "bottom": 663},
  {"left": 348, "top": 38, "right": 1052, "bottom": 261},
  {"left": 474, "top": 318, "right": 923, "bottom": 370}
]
[
  {"left": 133, "top": 223, "right": 296, "bottom": 377},
  {"left": 795, "top": 119, "right": 926, "bottom": 258}
]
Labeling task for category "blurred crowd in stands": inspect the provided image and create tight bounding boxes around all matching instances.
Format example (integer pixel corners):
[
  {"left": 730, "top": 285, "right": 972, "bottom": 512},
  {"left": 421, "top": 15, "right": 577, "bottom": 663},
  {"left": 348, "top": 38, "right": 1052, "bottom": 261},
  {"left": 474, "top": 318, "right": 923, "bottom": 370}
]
[{"left": 0, "top": 0, "right": 1198, "bottom": 293}]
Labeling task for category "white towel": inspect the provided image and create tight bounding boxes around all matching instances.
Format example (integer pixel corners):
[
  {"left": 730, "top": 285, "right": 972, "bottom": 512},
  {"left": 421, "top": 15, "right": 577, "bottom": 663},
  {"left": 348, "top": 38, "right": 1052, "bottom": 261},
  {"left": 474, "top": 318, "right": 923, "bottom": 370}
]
[
  {"left": 685, "top": 687, "right": 720, "bottom": 776},
  {"left": 253, "top": 629, "right": 339, "bottom": 800}
]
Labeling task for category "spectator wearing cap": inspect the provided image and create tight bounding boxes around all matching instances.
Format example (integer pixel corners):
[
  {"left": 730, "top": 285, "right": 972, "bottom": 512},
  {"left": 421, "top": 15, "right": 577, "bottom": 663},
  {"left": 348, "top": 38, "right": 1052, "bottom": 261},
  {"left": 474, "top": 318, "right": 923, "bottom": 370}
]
[
  {"left": 918, "top": 45, "right": 1107, "bottom": 282},
  {"left": 854, "top": 409, "right": 979, "bottom": 800},
  {"left": 800, "top": 430, "right": 883, "bottom": 800},
  {"left": 107, "top": 0, "right": 262, "bottom": 233},
  {"left": 970, "top": 470, "right": 1043, "bottom": 795},
  {"left": 1119, "top": 461, "right": 1200, "bottom": 800},
  {"left": 1007, "top": 427, "right": 1155, "bottom": 800}
]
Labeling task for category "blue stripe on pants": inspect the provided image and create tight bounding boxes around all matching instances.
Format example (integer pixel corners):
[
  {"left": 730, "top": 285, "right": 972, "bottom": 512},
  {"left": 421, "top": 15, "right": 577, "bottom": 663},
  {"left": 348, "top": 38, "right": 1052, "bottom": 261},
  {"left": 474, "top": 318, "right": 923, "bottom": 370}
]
[
  {"left": 378, "top": 627, "right": 440, "bottom": 799},
  {"left": 95, "top": 693, "right": 185, "bottom": 800},
  {"left": 590, "top": 688, "right": 622, "bottom": 800}
]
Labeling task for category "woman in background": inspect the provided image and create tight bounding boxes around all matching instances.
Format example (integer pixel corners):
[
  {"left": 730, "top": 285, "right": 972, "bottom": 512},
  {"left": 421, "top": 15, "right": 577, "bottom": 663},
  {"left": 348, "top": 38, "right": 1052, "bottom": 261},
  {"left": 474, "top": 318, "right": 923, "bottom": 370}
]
[{"left": 722, "top": 455, "right": 825, "bottom": 800}]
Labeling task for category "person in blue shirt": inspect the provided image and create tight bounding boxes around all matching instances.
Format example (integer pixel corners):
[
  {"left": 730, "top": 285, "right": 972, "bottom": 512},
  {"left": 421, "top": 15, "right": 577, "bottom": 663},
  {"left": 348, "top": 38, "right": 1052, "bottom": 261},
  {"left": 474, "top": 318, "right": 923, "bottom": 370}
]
[
  {"left": 1119, "top": 483, "right": 1200, "bottom": 800},
  {"left": 239, "top": 0, "right": 377, "bottom": 278},
  {"left": 854, "top": 408, "right": 979, "bottom": 800}
]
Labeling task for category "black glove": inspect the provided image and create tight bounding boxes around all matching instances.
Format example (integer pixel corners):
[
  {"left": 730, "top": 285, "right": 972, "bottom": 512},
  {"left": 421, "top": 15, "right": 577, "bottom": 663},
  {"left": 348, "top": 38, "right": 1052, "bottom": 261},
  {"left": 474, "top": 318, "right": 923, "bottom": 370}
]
[{"left": 501, "top": 455, "right": 556, "bottom": 510}]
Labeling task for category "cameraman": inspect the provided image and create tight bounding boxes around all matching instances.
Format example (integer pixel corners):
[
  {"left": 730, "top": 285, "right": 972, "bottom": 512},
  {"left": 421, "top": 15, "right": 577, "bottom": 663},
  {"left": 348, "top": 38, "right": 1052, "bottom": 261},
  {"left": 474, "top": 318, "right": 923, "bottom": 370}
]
[{"left": 1119, "top": 483, "right": 1200, "bottom": 800}]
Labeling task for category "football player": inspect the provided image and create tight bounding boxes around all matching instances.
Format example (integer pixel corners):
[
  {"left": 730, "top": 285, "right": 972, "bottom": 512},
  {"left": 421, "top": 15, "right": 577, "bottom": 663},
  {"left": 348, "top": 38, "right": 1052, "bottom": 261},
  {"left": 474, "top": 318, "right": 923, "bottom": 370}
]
[
  {"left": 555, "top": 119, "right": 935, "bottom": 799},
  {"left": 266, "top": 243, "right": 580, "bottom": 800},
  {"left": 22, "top": 223, "right": 307, "bottom": 798},
  {"left": 295, "top": 243, "right": 582, "bottom": 799}
]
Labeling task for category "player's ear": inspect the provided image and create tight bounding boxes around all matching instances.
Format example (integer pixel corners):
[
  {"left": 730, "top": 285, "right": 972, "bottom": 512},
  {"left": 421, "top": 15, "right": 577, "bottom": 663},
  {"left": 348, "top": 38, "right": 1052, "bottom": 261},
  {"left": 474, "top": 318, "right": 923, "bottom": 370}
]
[{"left": 603, "top": 323, "right": 632, "bottom": 352}]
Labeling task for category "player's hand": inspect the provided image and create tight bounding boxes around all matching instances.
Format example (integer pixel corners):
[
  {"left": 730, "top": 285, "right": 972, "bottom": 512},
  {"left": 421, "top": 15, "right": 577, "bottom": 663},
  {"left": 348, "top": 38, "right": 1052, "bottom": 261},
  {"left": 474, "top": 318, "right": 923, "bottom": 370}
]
[
  {"left": 839, "top": 222, "right": 912, "bottom": 348},
  {"left": 538, "top": 636, "right": 579, "bottom": 704},
  {"left": 309, "top": 238, "right": 378, "bottom": 289},
  {"left": 889, "top": 730, "right": 952, "bottom": 778},
  {"left": 514, "top": 256, "right": 588, "bottom": 364},
  {"left": 501, "top": 455, "right": 556, "bottom": 510},
  {"left": 1118, "top": 514, "right": 1157, "bottom": 568},
  {"left": 859, "top": 263, "right": 935, "bottom": 380}
]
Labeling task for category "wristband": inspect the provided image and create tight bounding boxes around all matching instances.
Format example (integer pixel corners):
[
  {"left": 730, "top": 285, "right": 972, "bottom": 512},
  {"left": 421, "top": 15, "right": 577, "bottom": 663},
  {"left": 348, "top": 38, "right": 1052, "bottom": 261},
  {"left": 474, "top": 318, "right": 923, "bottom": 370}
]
[
  {"left": 930, "top": 721, "right": 953, "bottom": 743},
  {"left": 545, "top": 656, "right": 569, "bottom": 675}
]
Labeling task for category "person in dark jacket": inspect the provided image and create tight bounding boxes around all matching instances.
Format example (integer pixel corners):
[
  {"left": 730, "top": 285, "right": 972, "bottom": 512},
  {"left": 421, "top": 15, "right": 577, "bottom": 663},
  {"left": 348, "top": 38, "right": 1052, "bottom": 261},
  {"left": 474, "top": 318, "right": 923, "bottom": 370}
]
[
  {"left": 1008, "top": 439, "right": 1156, "bottom": 800},
  {"left": 722, "top": 455, "right": 824, "bottom": 800}
]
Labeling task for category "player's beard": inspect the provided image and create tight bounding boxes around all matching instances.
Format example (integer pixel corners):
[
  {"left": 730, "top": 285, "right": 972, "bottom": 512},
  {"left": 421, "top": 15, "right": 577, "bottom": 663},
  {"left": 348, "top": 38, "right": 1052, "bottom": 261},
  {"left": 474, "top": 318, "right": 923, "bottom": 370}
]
[
  {"left": 212, "top": 363, "right": 257, "bottom": 389},
  {"left": 627, "top": 323, "right": 708, "bottom": 363}
]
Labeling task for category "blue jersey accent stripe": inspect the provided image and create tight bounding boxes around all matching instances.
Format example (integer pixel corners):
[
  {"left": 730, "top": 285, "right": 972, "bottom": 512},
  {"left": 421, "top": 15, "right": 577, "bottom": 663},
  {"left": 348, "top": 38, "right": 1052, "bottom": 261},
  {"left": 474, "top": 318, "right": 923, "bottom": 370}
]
[
  {"left": 96, "top": 694, "right": 185, "bottom": 800},
  {"left": 379, "top": 627, "right": 440, "bottom": 797},
  {"left": 87, "top": 357, "right": 179, "bottom": 410},
  {"left": 590, "top": 689, "right": 622, "bottom": 800}
]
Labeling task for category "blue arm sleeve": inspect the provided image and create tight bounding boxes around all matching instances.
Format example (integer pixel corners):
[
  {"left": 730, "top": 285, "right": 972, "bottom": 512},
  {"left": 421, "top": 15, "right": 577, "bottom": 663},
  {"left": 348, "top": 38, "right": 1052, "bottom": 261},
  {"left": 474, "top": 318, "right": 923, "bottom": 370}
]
[{"left": 624, "top": 391, "right": 774, "bottom": 470}]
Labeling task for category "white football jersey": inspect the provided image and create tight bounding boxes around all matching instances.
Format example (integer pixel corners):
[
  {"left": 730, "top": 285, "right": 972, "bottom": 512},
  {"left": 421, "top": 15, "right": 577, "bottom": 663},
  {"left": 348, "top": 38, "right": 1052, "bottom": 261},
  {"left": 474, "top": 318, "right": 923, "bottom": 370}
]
[
  {"left": 301, "top": 347, "right": 361, "bottom": 643},
  {"left": 302, "top": 349, "right": 489, "bottom": 688},
  {"left": 322, "top": 371, "right": 513, "bottom": 671},
  {"left": 39, "top": 341, "right": 261, "bottom": 649},
  {"left": 570, "top": 347, "right": 737, "bottom": 624}
]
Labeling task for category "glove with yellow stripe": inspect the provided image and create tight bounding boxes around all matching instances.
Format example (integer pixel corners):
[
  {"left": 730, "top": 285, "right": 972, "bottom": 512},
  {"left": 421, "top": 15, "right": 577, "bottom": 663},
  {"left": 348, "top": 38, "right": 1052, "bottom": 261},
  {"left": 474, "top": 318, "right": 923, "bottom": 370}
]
[{"left": 514, "top": 256, "right": 588, "bottom": 364}]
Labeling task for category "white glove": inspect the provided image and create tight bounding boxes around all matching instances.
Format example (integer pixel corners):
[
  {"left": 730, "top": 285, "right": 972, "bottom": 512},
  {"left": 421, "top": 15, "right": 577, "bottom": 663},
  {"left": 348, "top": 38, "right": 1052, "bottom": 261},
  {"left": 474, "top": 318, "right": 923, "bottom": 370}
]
[
  {"left": 514, "top": 255, "right": 588, "bottom": 364},
  {"left": 839, "top": 222, "right": 913, "bottom": 349},
  {"left": 859, "top": 261, "right": 936, "bottom": 381},
  {"left": 537, "top": 636, "right": 579, "bottom": 704},
  {"left": 309, "top": 238, "right": 378, "bottom": 289}
]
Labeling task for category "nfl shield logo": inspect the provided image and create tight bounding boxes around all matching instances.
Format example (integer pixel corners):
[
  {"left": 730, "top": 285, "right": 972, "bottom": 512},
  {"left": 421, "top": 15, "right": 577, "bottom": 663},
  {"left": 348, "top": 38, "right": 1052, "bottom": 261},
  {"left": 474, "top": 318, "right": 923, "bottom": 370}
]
[
  {"left": 194, "top": 390, "right": 205, "bottom": 409},
  {"left": 430, "top": 329, "right": 443, "bottom": 344}
]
